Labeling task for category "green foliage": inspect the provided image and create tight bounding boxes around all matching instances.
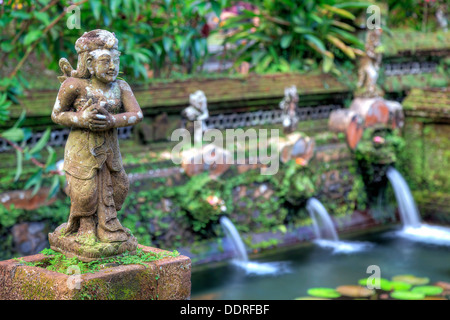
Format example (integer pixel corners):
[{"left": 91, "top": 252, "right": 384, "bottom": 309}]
[
  {"left": 0, "top": 197, "right": 70, "bottom": 260},
  {"left": 358, "top": 277, "right": 394, "bottom": 291},
  {"left": 0, "top": 1, "right": 219, "bottom": 82},
  {"left": 390, "top": 290, "right": 425, "bottom": 300},
  {"left": 17, "top": 247, "right": 179, "bottom": 275},
  {"left": 307, "top": 287, "right": 341, "bottom": 298},
  {"left": 218, "top": 0, "right": 369, "bottom": 74},
  {"left": 0, "top": 118, "right": 60, "bottom": 196},
  {"left": 355, "top": 128, "right": 405, "bottom": 166},
  {"left": 411, "top": 285, "right": 444, "bottom": 296},
  {"left": 0, "top": 92, "right": 11, "bottom": 124},
  {"left": 0, "top": 1, "right": 224, "bottom": 196},
  {"left": 305, "top": 273, "right": 447, "bottom": 300},
  {"left": 282, "top": 160, "right": 315, "bottom": 205},
  {"left": 385, "top": 0, "right": 447, "bottom": 31},
  {"left": 176, "top": 173, "right": 224, "bottom": 231}
]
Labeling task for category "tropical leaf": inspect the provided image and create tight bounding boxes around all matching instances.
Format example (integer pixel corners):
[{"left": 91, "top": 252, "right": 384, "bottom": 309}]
[
  {"left": 0, "top": 127, "right": 24, "bottom": 142},
  {"left": 29, "top": 128, "right": 51, "bottom": 155},
  {"left": 48, "top": 175, "right": 60, "bottom": 199},
  {"left": 331, "top": 20, "right": 355, "bottom": 32},
  {"left": 24, "top": 169, "right": 43, "bottom": 196},
  {"left": 23, "top": 30, "right": 43, "bottom": 46},
  {"left": 335, "top": 2, "right": 374, "bottom": 9},
  {"left": 280, "top": 34, "right": 293, "bottom": 49},
  {"left": 326, "top": 35, "right": 355, "bottom": 59},
  {"left": 322, "top": 4, "right": 356, "bottom": 20},
  {"left": 44, "top": 146, "right": 57, "bottom": 172}
]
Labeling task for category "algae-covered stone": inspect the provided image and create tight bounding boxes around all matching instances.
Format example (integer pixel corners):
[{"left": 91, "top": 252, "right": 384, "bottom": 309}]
[{"left": 0, "top": 245, "right": 191, "bottom": 300}]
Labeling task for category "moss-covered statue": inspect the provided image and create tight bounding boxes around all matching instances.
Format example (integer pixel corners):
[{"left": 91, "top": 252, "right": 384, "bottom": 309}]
[
  {"left": 279, "top": 85, "right": 299, "bottom": 135},
  {"left": 48, "top": 30, "right": 143, "bottom": 261},
  {"left": 355, "top": 28, "right": 384, "bottom": 98}
]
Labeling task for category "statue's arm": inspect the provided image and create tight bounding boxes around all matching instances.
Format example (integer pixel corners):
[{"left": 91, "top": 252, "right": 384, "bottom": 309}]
[
  {"left": 112, "top": 80, "right": 144, "bottom": 127},
  {"left": 51, "top": 78, "right": 87, "bottom": 128},
  {"left": 197, "top": 107, "right": 209, "bottom": 121}
]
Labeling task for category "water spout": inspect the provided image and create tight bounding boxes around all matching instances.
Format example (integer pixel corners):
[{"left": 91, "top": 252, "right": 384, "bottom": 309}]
[
  {"left": 386, "top": 167, "right": 421, "bottom": 228},
  {"left": 219, "top": 216, "right": 248, "bottom": 262},
  {"left": 219, "top": 216, "right": 290, "bottom": 275},
  {"left": 386, "top": 167, "right": 450, "bottom": 245},
  {"left": 306, "top": 197, "right": 372, "bottom": 254},
  {"left": 306, "top": 197, "right": 339, "bottom": 241}
]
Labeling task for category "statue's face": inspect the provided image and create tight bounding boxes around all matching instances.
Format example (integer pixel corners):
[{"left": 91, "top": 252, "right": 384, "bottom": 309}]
[
  {"left": 90, "top": 49, "right": 120, "bottom": 83},
  {"left": 190, "top": 90, "right": 207, "bottom": 110},
  {"left": 285, "top": 86, "right": 298, "bottom": 102}
]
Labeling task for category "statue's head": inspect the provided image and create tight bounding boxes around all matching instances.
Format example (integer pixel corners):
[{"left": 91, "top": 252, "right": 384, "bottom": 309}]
[
  {"left": 189, "top": 90, "right": 207, "bottom": 111},
  {"left": 72, "top": 29, "right": 120, "bottom": 83},
  {"left": 284, "top": 85, "right": 298, "bottom": 102},
  {"left": 366, "top": 28, "right": 382, "bottom": 49}
]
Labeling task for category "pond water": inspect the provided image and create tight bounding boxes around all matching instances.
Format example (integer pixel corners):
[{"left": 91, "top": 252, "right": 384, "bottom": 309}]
[{"left": 191, "top": 226, "right": 450, "bottom": 300}]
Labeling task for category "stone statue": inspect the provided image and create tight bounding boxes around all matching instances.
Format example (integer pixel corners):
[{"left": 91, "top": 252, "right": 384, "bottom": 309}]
[
  {"left": 48, "top": 29, "right": 143, "bottom": 261},
  {"left": 436, "top": 5, "right": 448, "bottom": 32},
  {"left": 181, "top": 90, "right": 209, "bottom": 145},
  {"left": 356, "top": 29, "right": 384, "bottom": 98},
  {"left": 279, "top": 85, "right": 299, "bottom": 134}
]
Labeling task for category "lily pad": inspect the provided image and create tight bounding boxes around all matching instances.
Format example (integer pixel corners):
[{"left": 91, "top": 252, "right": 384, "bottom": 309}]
[
  {"left": 392, "top": 275, "right": 430, "bottom": 285},
  {"left": 391, "top": 290, "right": 426, "bottom": 300},
  {"left": 336, "top": 285, "right": 375, "bottom": 298},
  {"left": 307, "top": 288, "right": 341, "bottom": 299},
  {"left": 390, "top": 281, "right": 412, "bottom": 291},
  {"left": 411, "top": 286, "right": 444, "bottom": 296},
  {"left": 358, "top": 277, "right": 392, "bottom": 291},
  {"left": 295, "top": 296, "right": 330, "bottom": 300}
]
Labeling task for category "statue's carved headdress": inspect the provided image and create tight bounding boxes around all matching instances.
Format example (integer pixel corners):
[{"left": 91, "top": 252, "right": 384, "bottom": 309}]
[
  {"left": 189, "top": 90, "right": 207, "bottom": 112},
  {"left": 58, "top": 29, "right": 119, "bottom": 83}
]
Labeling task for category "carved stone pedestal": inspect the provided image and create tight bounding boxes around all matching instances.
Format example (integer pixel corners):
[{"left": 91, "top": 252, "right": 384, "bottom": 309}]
[
  {"left": 48, "top": 223, "right": 138, "bottom": 262},
  {"left": 0, "top": 245, "right": 191, "bottom": 300}
]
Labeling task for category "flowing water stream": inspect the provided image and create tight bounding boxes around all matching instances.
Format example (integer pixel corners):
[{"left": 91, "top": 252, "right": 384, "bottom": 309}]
[
  {"left": 219, "top": 216, "right": 289, "bottom": 276},
  {"left": 306, "top": 197, "right": 372, "bottom": 254},
  {"left": 386, "top": 167, "right": 450, "bottom": 245}
]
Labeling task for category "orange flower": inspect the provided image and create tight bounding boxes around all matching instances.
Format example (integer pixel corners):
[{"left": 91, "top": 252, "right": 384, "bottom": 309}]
[{"left": 295, "top": 157, "right": 308, "bottom": 166}]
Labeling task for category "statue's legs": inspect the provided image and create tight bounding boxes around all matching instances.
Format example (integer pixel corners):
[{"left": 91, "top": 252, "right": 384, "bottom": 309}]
[
  {"left": 65, "top": 172, "right": 97, "bottom": 236},
  {"left": 96, "top": 165, "right": 130, "bottom": 243}
]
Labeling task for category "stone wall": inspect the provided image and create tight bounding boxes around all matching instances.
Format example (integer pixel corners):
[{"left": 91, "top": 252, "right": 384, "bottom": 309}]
[{"left": 398, "top": 87, "right": 450, "bottom": 224}]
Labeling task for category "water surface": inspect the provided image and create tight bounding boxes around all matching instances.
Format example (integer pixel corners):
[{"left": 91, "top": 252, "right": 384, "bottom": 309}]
[{"left": 191, "top": 227, "right": 450, "bottom": 300}]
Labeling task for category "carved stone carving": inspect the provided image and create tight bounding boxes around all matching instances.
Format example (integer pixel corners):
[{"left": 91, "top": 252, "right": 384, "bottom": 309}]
[{"left": 48, "top": 30, "right": 143, "bottom": 261}]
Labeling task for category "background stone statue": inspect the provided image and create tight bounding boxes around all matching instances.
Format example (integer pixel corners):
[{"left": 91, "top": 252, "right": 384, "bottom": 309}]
[
  {"left": 48, "top": 29, "right": 143, "bottom": 261},
  {"left": 356, "top": 29, "right": 384, "bottom": 98},
  {"left": 436, "top": 5, "right": 448, "bottom": 32},
  {"left": 279, "top": 85, "right": 299, "bottom": 134},
  {"left": 181, "top": 90, "right": 209, "bottom": 145}
]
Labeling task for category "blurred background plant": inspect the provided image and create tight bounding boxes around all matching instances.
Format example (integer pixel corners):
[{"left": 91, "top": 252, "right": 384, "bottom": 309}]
[
  {"left": 0, "top": 0, "right": 447, "bottom": 193},
  {"left": 386, "top": 0, "right": 448, "bottom": 32},
  {"left": 216, "top": 0, "right": 373, "bottom": 75},
  {"left": 0, "top": 0, "right": 221, "bottom": 192}
]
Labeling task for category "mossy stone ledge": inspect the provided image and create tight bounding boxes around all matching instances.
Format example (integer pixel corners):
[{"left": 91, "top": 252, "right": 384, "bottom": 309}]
[{"left": 0, "top": 245, "right": 191, "bottom": 300}]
